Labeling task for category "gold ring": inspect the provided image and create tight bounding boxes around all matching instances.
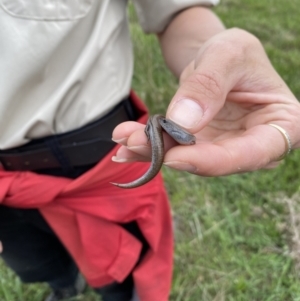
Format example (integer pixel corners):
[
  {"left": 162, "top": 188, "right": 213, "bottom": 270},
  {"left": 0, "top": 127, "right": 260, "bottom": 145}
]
[{"left": 268, "top": 123, "right": 292, "bottom": 160}]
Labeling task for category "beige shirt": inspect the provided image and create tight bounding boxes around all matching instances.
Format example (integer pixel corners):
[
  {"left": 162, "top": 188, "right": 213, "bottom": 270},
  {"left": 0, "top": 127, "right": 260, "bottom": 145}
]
[{"left": 0, "top": 0, "right": 219, "bottom": 149}]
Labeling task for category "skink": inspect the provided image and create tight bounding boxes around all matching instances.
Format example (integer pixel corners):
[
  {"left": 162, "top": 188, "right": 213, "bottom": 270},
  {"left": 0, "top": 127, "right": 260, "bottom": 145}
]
[{"left": 111, "top": 114, "right": 196, "bottom": 189}]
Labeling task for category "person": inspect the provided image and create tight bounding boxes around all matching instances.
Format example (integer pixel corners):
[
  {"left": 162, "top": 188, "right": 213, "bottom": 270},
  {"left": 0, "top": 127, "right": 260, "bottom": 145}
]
[
  {"left": 1, "top": 2, "right": 299, "bottom": 301},
  {"left": 0, "top": 1, "right": 224, "bottom": 301}
]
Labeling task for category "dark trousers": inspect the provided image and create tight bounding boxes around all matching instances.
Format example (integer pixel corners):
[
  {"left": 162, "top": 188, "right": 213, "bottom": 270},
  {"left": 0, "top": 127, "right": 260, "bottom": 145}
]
[{"left": 0, "top": 163, "right": 147, "bottom": 301}]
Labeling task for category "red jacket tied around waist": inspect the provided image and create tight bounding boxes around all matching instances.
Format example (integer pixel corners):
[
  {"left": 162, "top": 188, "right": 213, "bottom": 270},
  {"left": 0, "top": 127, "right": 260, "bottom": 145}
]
[{"left": 0, "top": 92, "right": 173, "bottom": 301}]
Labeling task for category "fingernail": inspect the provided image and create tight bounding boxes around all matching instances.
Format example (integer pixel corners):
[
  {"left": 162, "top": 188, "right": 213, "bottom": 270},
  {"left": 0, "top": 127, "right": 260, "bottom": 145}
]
[
  {"left": 164, "top": 161, "right": 198, "bottom": 173},
  {"left": 127, "top": 145, "right": 149, "bottom": 151},
  {"left": 169, "top": 99, "right": 203, "bottom": 128},
  {"left": 111, "top": 137, "right": 128, "bottom": 145},
  {"left": 112, "top": 156, "right": 135, "bottom": 163}
]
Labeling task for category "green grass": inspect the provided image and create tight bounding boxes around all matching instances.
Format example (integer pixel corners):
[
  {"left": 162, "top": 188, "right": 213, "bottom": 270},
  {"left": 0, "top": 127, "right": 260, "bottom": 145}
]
[{"left": 1, "top": 0, "right": 300, "bottom": 300}]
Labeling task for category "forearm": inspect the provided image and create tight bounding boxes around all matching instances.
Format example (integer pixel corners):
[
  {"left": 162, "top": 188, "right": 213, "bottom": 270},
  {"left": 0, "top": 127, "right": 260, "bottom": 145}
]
[{"left": 157, "top": 6, "right": 225, "bottom": 78}]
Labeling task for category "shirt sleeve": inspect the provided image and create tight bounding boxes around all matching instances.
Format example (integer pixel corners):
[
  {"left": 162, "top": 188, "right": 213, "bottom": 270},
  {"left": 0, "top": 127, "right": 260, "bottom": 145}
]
[{"left": 132, "top": 0, "right": 220, "bottom": 33}]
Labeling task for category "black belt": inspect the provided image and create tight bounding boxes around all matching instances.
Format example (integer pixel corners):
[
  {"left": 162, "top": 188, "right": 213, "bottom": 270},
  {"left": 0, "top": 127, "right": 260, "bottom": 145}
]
[{"left": 0, "top": 98, "right": 136, "bottom": 171}]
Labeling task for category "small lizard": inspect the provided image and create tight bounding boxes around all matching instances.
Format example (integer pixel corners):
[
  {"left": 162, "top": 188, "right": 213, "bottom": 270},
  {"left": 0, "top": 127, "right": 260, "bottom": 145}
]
[{"left": 111, "top": 114, "right": 196, "bottom": 188}]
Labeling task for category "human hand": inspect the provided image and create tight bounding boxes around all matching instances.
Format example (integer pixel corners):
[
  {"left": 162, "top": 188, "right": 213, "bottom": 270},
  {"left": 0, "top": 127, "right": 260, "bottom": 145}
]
[{"left": 112, "top": 28, "right": 300, "bottom": 176}]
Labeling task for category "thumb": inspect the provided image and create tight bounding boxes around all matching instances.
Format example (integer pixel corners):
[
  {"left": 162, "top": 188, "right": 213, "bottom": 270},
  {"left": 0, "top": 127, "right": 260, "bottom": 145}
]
[
  {"left": 166, "top": 29, "right": 258, "bottom": 133},
  {"left": 166, "top": 72, "right": 229, "bottom": 133}
]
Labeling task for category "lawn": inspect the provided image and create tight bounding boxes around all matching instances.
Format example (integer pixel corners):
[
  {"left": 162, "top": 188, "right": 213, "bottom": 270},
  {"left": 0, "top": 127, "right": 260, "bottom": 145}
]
[{"left": 1, "top": 0, "right": 300, "bottom": 300}]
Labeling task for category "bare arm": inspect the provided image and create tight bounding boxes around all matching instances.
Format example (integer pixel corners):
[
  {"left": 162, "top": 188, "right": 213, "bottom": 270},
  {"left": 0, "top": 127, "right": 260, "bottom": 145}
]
[{"left": 157, "top": 6, "right": 225, "bottom": 78}]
